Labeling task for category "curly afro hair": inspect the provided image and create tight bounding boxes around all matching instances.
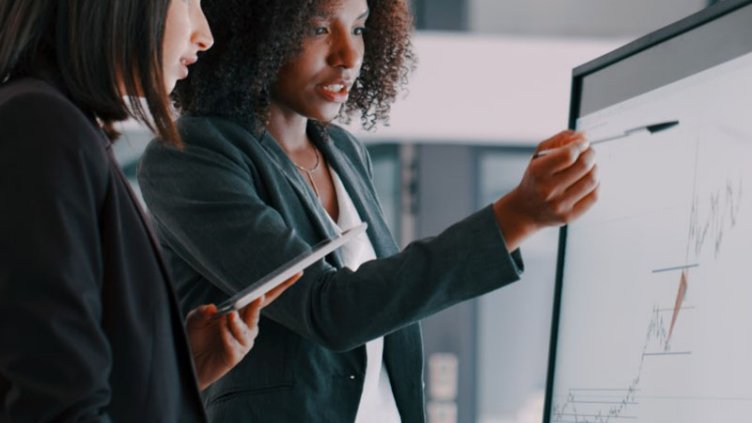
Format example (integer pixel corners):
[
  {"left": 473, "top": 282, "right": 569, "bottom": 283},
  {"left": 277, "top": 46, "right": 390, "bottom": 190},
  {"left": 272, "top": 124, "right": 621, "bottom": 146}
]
[{"left": 174, "top": 0, "right": 415, "bottom": 134}]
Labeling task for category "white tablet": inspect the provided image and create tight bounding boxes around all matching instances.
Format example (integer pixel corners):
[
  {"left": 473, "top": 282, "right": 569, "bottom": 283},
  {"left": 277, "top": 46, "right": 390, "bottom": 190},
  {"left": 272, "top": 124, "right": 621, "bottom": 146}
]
[{"left": 215, "top": 222, "right": 368, "bottom": 316}]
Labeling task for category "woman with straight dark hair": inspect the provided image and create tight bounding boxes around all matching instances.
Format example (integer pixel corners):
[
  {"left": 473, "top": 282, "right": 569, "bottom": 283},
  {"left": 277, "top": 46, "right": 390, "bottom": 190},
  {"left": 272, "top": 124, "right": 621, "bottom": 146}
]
[{"left": 0, "top": 1, "right": 299, "bottom": 421}]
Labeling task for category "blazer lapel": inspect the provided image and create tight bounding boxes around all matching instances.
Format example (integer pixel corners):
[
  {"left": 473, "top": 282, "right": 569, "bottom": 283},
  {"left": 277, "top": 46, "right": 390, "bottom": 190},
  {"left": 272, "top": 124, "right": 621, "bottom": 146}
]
[
  {"left": 314, "top": 131, "right": 400, "bottom": 258},
  {"left": 256, "top": 130, "right": 346, "bottom": 267},
  {"left": 104, "top": 140, "right": 175, "bottom": 284}
]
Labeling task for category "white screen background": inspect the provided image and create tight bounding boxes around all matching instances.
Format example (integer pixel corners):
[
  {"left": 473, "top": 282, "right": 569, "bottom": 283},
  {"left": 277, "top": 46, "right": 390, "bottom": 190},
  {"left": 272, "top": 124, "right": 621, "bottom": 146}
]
[{"left": 550, "top": 51, "right": 752, "bottom": 422}]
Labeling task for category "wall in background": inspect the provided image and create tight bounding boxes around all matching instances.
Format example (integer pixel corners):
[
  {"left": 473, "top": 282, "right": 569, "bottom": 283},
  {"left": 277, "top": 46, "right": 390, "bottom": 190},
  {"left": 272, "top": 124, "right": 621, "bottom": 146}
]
[{"left": 472, "top": 0, "right": 707, "bottom": 37}]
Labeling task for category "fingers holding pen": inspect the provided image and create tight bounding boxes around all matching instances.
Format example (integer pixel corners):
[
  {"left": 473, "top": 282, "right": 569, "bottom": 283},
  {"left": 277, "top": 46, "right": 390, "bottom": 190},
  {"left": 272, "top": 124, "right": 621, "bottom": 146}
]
[
  {"left": 567, "top": 182, "right": 600, "bottom": 223},
  {"left": 534, "top": 129, "right": 584, "bottom": 152},
  {"left": 541, "top": 146, "right": 599, "bottom": 221},
  {"left": 551, "top": 146, "right": 597, "bottom": 191},
  {"left": 560, "top": 162, "right": 600, "bottom": 213},
  {"left": 533, "top": 129, "right": 597, "bottom": 194},
  {"left": 550, "top": 144, "right": 599, "bottom": 224},
  {"left": 531, "top": 131, "right": 589, "bottom": 173},
  {"left": 525, "top": 144, "right": 594, "bottom": 204},
  {"left": 504, "top": 129, "right": 599, "bottom": 225}
]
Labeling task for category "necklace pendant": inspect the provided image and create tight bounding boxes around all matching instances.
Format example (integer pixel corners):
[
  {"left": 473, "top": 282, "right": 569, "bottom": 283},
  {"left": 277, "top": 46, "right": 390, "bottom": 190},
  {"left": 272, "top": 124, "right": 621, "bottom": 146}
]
[
  {"left": 305, "top": 171, "right": 321, "bottom": 198},
  {"left": 292, "top": 145, "right": 322, "bottom": 199}
]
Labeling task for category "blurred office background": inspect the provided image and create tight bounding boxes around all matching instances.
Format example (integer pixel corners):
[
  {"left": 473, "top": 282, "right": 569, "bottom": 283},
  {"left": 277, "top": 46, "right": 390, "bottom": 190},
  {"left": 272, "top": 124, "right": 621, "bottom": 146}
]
[{"left": 114, "top": 1, "right": 720, "bottom": 422}]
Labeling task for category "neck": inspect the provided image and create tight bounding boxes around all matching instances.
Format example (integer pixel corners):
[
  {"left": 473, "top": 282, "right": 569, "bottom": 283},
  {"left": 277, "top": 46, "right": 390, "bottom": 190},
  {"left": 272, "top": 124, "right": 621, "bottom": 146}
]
[{"left": 266, "top": 103, "right": 310, "bottom": 153}]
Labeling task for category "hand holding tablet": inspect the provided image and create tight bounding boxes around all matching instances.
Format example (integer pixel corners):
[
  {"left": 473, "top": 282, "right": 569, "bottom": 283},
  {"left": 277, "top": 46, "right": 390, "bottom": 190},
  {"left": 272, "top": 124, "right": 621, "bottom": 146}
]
[{"left": 215, "top": 223, "right": 368, "bottom": 316}]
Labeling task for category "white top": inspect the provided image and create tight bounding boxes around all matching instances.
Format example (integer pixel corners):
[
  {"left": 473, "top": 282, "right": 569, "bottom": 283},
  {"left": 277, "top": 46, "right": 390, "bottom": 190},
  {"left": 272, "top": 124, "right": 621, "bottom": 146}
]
[{"left": 325, "top": 168, "right": 401, "bottom": 423}]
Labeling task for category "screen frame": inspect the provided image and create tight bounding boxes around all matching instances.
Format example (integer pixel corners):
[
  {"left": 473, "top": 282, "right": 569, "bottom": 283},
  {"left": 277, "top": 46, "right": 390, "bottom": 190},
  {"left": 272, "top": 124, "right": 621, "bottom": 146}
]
[{"left": 542, "top": 0, "right": 752, "bottom": 421}]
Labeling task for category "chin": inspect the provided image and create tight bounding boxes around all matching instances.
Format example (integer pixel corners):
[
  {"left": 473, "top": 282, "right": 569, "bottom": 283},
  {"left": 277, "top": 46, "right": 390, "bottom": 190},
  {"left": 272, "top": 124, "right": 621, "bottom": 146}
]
[
  {"left": 164, "top": 79, "right": 177, "bottom": 94},
  {"left": 318, "top": 115, "right": 338, "bottom": 124},
  {"left": 311, "top": 107, "right": 344, "bottom": 124}
]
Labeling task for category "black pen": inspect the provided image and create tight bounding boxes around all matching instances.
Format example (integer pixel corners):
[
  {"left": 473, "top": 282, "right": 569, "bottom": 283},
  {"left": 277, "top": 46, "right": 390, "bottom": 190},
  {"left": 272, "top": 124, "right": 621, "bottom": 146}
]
[{"left": 533, "top": 120, "right": 680, "bottom": 158}]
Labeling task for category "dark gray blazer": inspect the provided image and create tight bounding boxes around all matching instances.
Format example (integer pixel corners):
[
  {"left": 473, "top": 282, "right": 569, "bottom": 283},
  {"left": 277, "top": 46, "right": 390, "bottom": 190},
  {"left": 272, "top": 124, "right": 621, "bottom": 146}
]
[
  {"left": 0, "top": 78, "right": 206, "bottom": 422},
  {"left": 137, "top": 115, "right": 524, "bottom": 422}
]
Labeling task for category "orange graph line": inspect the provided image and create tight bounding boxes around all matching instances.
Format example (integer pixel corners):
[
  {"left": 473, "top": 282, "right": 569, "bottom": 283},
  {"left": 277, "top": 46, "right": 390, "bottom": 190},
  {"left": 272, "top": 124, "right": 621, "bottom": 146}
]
[{"left": 665, "top": 270, "right": 688, "bottom": 351}]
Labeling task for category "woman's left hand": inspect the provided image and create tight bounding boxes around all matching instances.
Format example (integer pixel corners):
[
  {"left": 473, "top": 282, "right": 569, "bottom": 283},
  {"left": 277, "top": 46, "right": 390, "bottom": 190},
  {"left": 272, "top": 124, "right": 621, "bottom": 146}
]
[{"left": 186, "top": 273, "right": 302, "bottom": 391}]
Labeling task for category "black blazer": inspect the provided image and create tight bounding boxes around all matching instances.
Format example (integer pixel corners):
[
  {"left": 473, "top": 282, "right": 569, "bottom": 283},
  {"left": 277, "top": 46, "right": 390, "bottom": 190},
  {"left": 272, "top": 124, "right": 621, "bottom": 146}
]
[{"left": 0, "top": 78, "right": 206, "bottom": 422}]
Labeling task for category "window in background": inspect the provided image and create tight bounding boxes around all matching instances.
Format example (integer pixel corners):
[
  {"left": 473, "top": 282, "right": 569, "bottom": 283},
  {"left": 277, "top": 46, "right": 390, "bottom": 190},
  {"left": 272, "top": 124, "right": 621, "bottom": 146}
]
[
  {"left": 469, "top": 0, "right": 707, "bottom": 38},
  {"left": 114, "top": 129, "right": 152, "bottom": 205},
  {"left": 365, "top": 143, "right": 402, "bottom": 245},
  {"left": 475, "top": 147, "right": 561, "bottom": 423}
]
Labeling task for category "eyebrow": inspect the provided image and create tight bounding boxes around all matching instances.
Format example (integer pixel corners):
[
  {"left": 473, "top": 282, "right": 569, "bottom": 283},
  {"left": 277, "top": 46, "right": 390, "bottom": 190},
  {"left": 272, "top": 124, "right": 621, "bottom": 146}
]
[{"left": 313, "top": 8, "right": 370, "bottom": 20}]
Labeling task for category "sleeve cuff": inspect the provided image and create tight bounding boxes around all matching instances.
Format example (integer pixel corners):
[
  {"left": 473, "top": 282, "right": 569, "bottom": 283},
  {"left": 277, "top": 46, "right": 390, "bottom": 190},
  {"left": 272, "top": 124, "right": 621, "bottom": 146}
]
[{"left": 482, "top": 204, "right": 525, "bottom": 278}]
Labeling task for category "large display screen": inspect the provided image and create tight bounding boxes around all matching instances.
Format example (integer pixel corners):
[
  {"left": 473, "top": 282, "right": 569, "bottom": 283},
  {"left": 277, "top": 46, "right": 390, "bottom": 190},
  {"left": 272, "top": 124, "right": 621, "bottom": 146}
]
[{"left": 545, "top": 1, "right": 752, "bottom": 421}]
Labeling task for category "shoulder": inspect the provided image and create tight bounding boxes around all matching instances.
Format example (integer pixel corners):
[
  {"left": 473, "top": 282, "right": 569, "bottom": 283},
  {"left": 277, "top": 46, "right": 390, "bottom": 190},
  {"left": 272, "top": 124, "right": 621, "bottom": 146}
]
[
  {"left": 0, "top": 78, "right": 108, "bottom": 156},
  {"left": 326, "top": 124, "right": 371, "bottom": 167},
  {"left": 326, "top": 124, "right": 363, "bottom": 151},
  {"left": 140, "top": 115, "right": 258, "bottom": 179},
  {"left": 178, "top": 115, "right": 260, "bottom": 150},
  {"left": 0, "top": 79, "right": 110, "bottom": 202},
  {"left": 0, "top": 78, "right": 109, "bottom": 175},
  {"left": 146, "top": 115, "right": 259, "bottom": 159}
]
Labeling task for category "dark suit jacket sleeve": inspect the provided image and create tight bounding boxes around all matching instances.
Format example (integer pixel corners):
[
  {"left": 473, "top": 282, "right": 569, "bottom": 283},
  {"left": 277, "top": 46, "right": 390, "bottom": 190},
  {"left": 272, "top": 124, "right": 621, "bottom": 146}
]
[
  {"left": 139, "top": 122, "right": 523, "bottom": 352},
  {"left": 0, "top": 92, "right": 114, "bottom": 422}
]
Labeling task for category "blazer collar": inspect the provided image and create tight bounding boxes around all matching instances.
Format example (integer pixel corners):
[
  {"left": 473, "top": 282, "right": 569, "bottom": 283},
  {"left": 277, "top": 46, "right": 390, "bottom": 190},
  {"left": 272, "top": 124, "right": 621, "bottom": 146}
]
[
  {"left": 256, "top": 126, "right": 346, "bottom": 267},
  {"left": 313, "top": 125, "right": 400, "bottom": 258},
  {"left": 256, "top": 121, "right": 399, "bottom": 260}
]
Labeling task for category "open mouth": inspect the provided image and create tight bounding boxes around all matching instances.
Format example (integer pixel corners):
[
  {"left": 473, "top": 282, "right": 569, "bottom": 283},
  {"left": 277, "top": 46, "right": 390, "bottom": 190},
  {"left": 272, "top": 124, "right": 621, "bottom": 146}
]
[
  {"left": 317, "top": 83, "right": 351, "bottom": 102},
  {"left": 322, "top": 84, "right": 348, "bottom": 94}
]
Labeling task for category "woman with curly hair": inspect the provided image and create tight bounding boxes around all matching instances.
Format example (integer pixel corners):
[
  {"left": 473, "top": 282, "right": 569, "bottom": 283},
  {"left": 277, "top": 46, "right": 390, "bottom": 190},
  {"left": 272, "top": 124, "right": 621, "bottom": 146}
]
[{"left": 137, "top": 0, "right": 599, "bottom": 421}]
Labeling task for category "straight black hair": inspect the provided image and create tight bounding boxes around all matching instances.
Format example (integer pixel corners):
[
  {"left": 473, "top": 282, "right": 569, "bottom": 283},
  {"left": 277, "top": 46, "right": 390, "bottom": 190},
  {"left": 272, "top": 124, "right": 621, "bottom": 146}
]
[{"left": 0, "top": 0, "right": 181, "bottom": 146}]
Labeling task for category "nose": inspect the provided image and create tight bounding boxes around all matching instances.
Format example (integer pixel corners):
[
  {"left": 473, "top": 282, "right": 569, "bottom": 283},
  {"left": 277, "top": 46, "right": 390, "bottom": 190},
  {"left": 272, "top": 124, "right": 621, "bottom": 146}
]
[
  {"left": 328, "top": 32, "right": 363, "bottom": 70},
  {"left": 193, "top": 9, "right": 214, "bottom": 52}
]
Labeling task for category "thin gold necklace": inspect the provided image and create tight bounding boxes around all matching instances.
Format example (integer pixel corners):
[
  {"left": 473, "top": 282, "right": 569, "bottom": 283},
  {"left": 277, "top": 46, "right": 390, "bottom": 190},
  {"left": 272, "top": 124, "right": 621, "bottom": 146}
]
[{"left": 292, "top": 145, "right": 321, "bottom": 198}]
